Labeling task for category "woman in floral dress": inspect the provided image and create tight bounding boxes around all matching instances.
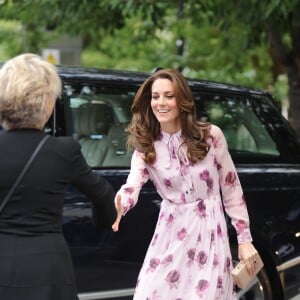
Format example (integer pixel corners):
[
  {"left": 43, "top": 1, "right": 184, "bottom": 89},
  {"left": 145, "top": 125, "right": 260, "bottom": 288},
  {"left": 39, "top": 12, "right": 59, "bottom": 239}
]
[{"left": 112, "top": 69, "right": 259, "bottom": 299}]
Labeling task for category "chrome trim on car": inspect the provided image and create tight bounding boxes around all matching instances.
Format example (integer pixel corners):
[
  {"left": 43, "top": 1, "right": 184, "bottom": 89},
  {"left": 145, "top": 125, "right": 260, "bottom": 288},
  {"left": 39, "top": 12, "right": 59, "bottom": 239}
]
[
  {"left": 78, "top": 288, "right": 135, "bottom": 300},
  {"left": 276, "top": 257, "right": 300, "bottom": 272}
]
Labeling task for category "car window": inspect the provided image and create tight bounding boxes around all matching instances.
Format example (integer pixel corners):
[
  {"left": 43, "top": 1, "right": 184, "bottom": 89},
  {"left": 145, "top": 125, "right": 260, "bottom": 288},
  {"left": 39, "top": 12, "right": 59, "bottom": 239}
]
[
  {"left": 206, "top": 96, "right": 279, "bottom": 156},
  {"left": 62, "top": 83, "right": 280, "bottom": 168},
  {"left": 63, "top": 83, "right": 134, "bottom": 167},
  {"left": 195, "top": 93, "right": 280, "bottom": 157}
]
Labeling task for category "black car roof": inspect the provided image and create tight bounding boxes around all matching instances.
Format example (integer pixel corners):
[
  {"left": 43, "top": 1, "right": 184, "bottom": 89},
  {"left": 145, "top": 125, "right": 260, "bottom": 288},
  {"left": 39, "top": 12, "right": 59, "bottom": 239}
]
[
  {"left": 0, "top": 61, "right": 269, "bottom": 97},
  {"left": 57, "top": 66, "right": 270, "bottom": 97}
]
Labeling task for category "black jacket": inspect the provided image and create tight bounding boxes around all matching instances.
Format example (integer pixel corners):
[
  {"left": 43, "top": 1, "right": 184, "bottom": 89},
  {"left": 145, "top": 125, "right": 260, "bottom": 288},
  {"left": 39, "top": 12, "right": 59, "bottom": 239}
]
[{"left": 0, "top": 128, "right": 116, "bottom": 235}]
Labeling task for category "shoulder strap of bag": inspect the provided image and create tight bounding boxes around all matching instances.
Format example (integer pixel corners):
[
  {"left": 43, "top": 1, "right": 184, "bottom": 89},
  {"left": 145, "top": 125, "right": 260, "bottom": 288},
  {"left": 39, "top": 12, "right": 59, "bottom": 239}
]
[{"left": 0, "top": 134, "right": 50, "bottom": 214}]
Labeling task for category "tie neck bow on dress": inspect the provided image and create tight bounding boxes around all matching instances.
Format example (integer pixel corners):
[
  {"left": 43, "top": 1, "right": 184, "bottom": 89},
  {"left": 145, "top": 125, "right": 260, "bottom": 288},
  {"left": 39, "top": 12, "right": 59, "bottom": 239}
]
[
  {"left": 159, "top": 129, "right": 194, "bottom": 196},
  {"left": 160, "top": 129, "right": 190, "bottom": 169}
]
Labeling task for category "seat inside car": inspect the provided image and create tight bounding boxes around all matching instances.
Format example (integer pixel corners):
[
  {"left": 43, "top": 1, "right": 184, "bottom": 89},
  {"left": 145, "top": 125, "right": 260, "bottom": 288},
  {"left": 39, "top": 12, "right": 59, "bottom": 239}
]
[
  {"left": 72, "top": 102, "right": 114, "bottom": 167},
  {"left": 102, "top": 123, "right": 133, "bottom": 167},
  {"left": 207, "top": 102, "right": 257, "bottom": 152}
]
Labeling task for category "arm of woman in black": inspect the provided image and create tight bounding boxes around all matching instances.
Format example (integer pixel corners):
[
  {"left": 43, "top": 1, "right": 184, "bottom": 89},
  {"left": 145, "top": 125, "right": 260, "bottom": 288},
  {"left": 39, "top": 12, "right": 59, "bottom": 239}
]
[{"left": 69, "top": 139, "right": 117, "bottom": 229}]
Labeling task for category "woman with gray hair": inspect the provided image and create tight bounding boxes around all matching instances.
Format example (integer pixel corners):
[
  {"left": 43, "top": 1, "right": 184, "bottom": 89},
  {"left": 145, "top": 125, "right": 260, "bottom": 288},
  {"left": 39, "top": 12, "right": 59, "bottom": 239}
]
[{"left": 0, "top": 53, "right": 116, "bottom": 300}]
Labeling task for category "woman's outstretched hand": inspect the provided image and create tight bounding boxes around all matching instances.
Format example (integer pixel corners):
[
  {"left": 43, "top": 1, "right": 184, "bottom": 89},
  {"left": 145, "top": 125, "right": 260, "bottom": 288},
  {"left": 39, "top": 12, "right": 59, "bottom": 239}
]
[{"left": 112, "top": 194, "right": 123, "bottom": 232}]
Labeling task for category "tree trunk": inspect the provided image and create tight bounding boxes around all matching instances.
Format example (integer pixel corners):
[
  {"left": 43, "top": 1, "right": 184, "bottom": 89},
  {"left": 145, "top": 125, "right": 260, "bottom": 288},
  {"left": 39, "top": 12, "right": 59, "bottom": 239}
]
[
  {"left": 287, "top": 58, "right": 300, "bottom": 136},
  {"left": 287, "top": 19, "right": 300, "bottom": 136},
  {"left": 288, "top": 73, "right": 300, "bottom": 137},
  {"left": 265, "top": 21, "right": 300, "bottom": 136}
]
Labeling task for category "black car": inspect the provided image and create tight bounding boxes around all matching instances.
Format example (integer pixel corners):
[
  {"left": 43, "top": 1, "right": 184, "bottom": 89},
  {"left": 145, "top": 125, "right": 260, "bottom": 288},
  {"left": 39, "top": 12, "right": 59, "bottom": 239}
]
[{"left": 45, "top": 66, "right": 299, "bottom": 300}]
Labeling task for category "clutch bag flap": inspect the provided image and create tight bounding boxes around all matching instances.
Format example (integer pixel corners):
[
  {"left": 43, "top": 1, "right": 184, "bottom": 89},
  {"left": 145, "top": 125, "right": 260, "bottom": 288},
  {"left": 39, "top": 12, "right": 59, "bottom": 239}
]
[{"left": 231, "top": 253, "right": 264, "bottom": 289}]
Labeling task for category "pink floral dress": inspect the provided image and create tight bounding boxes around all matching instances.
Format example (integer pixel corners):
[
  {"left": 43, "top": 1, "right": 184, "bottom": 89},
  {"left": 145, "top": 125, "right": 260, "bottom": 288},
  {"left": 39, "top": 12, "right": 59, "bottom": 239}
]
[{"left": 117, "top": 125, "right": 252, "bottom": 300}]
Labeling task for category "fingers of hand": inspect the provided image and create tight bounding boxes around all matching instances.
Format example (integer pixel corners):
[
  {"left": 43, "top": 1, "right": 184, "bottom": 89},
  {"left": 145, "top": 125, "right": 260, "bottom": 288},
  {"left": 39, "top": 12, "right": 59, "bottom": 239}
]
[
  {"left": 112, "top": 213, "right": 122, "bottom": 232},
  {"left": 244, "top": 253, "right": 258, "bottom": 276},
  {"left": 112, "top": 219, "right": 120, "bottom": 232},
  {"left": 238, "top": 243, "right": 258, "bottom": 276},
  {"left": 112, "top": 195, "right": 123, "bottom": 232},
  {"left": 244, "top": 260, "right": 255, "bottom": 276}
]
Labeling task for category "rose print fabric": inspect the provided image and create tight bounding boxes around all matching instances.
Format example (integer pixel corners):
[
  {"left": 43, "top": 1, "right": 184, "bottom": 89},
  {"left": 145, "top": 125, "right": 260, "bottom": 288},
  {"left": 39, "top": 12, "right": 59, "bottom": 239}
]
[{"left": 117, "top": 125, "right": 252, "bottom": 299}]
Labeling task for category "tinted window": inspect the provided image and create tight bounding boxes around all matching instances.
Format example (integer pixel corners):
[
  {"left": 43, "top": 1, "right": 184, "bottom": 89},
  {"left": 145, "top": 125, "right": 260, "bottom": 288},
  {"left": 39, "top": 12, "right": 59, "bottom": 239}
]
[
  {"left": 197, "top": 94, "right": 279, "bottom": 157},
  {"left": 62, "top": 83, "right": 280, "bottom": 167},
  {"left": 62, "top": 83, "right": 134, "bottom": 167}
]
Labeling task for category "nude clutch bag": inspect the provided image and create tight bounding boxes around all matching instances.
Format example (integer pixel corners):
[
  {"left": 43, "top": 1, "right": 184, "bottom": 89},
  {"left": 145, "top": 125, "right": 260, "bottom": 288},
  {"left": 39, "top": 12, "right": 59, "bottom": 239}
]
[{"left": 232, "top": 253, "right": 264, "bottom": 289}]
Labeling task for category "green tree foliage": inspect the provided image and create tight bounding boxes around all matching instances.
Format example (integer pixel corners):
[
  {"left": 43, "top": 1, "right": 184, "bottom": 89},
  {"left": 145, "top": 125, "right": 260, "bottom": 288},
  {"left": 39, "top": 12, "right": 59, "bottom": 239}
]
[
  {"left": 0, "top": 0, "right": 298, "bottom": 133},
  {"left": 0, "top": 20, "right": 23, "bottom": 59},
  {"left": 0, "top": 0, "right": 125, "bottom": 51},
  {"left": 82, "top": 4, "right": 272, "bottom": 91},
  {"left": 99, "top": 0, "right": 300, "bottom": 133},
  {"left": 194, "top": 0, "right": 300, "bottom": 132}
]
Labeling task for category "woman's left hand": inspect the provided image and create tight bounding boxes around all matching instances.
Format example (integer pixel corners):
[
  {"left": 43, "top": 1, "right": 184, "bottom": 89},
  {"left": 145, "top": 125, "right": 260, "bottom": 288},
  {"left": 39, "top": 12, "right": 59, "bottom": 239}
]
[{"left": 238, "top": 242, "right": 259, "bottom": 276}]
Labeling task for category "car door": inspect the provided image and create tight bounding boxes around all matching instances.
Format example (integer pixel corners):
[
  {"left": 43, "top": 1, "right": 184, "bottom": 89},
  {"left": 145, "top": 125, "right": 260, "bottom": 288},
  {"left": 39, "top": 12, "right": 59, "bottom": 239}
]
[{"left": 56, "top": 79, "right": 161, "bottom": 299}]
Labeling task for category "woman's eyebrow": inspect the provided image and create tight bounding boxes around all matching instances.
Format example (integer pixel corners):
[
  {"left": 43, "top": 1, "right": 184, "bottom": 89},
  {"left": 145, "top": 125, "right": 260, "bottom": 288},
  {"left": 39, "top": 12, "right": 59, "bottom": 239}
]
[{"left": 152, "top": 91, "right": 173, "bottom": 94}]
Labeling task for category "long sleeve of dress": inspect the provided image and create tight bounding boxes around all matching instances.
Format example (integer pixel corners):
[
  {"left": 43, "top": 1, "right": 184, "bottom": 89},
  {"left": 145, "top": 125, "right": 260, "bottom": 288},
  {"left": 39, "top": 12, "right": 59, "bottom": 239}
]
[
  {"left": 212, "top": 125, "right": 253, "bottom": 244},
  {"left": 117, "top": 149, "right": 150, "bottom": 215}
]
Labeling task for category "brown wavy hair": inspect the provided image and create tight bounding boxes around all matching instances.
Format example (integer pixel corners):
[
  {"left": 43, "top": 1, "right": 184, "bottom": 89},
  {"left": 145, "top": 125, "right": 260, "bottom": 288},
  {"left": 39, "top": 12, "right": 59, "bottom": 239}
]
[{"left": 127, "top": 69, "right": 211, "bottom": 164}]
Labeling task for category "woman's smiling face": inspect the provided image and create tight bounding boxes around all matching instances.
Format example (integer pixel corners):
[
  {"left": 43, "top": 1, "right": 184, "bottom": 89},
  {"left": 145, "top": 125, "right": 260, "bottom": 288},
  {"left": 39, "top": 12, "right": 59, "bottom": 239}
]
[{"left": 151, "top": 78, "right": 181, "bottom": 133}]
